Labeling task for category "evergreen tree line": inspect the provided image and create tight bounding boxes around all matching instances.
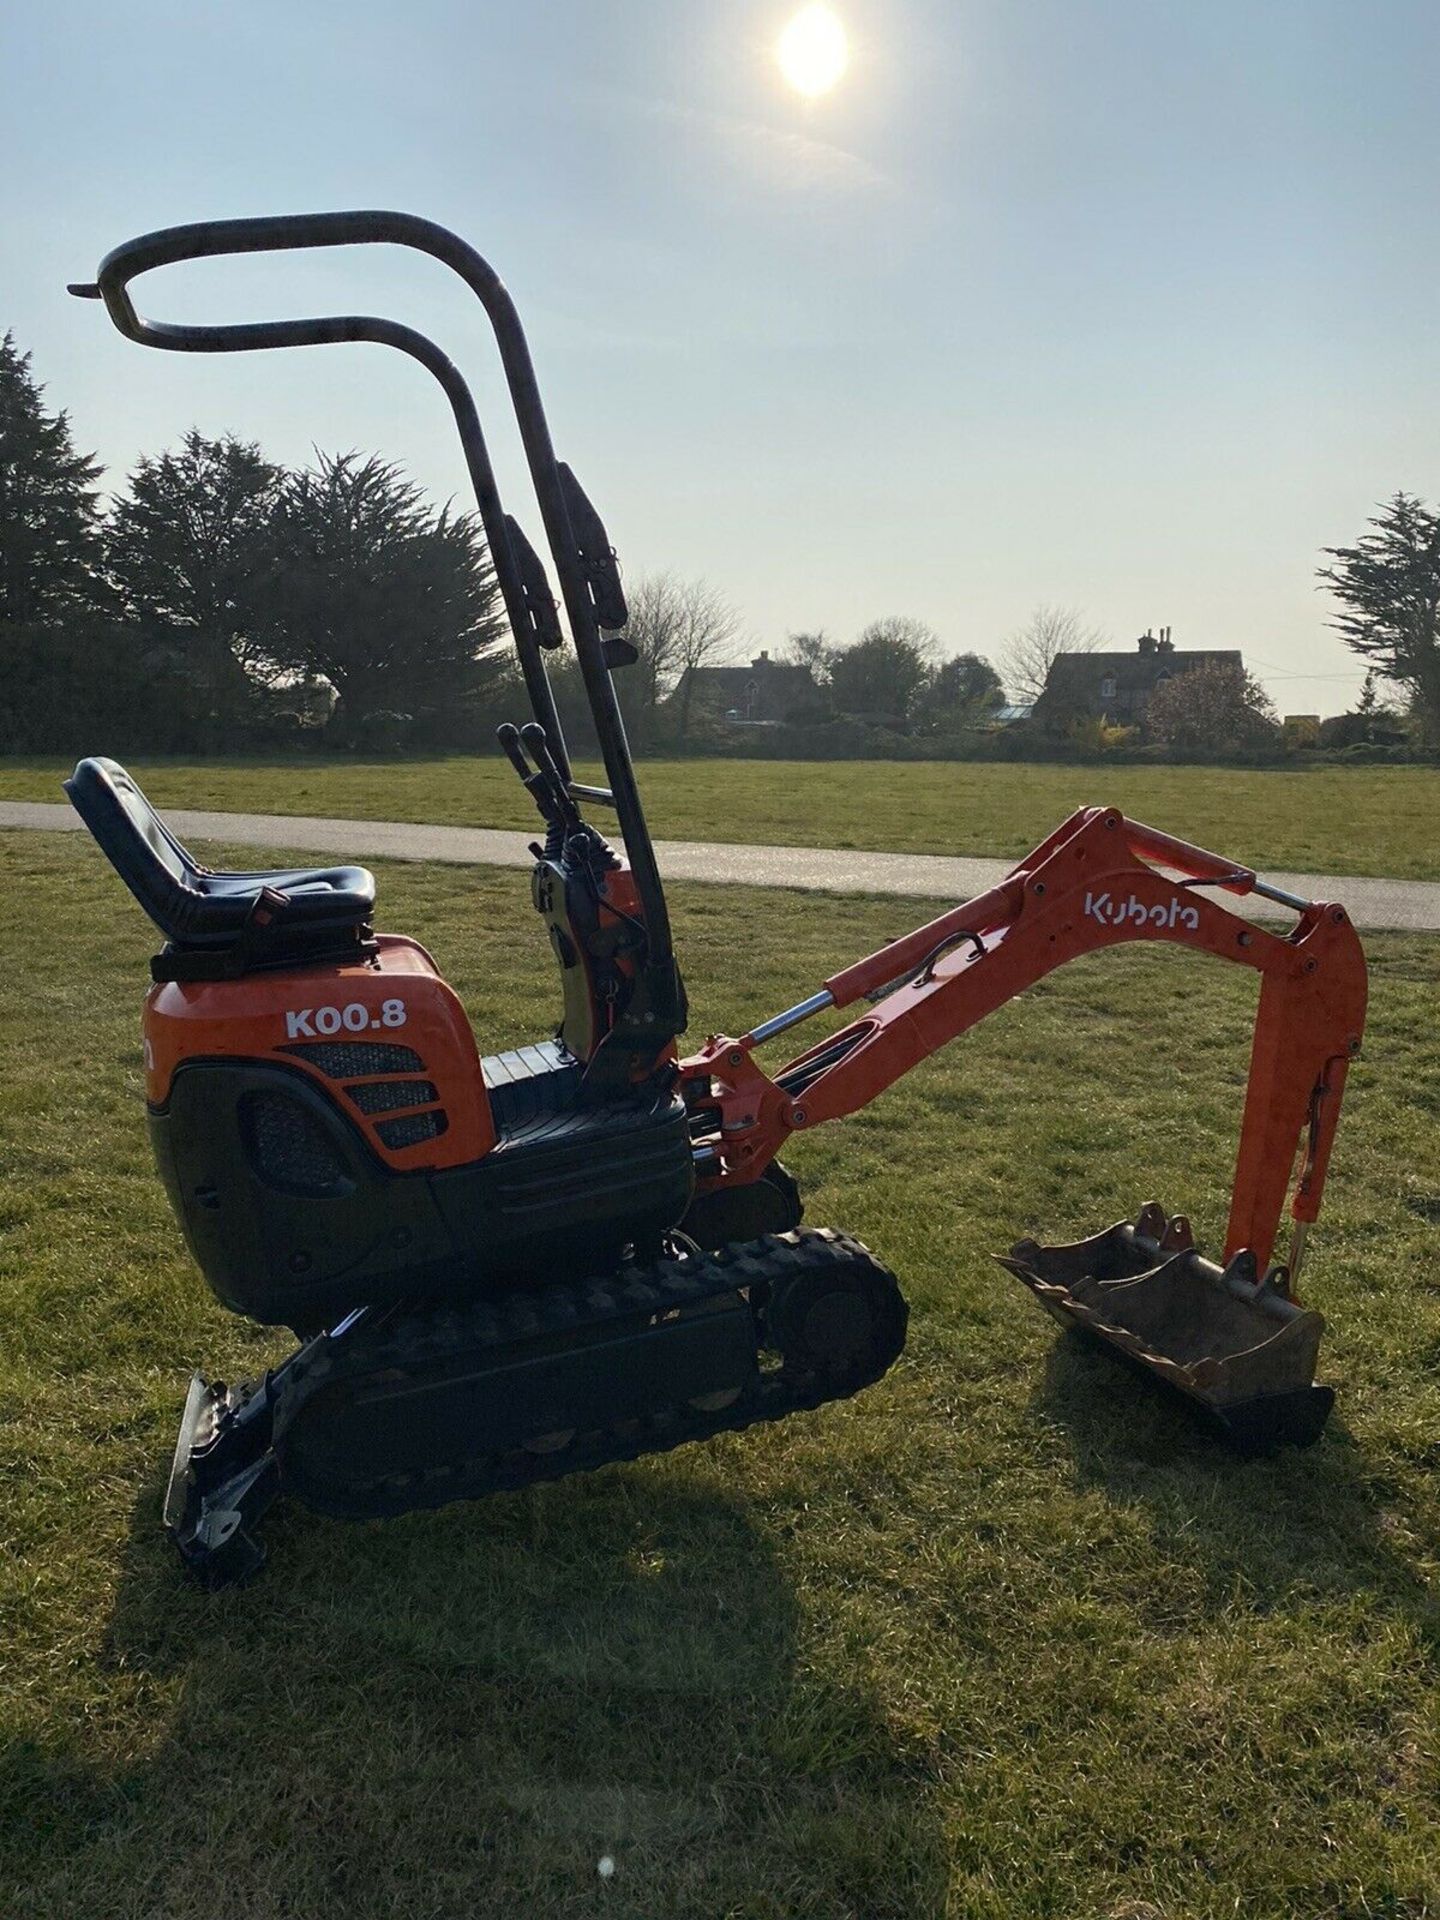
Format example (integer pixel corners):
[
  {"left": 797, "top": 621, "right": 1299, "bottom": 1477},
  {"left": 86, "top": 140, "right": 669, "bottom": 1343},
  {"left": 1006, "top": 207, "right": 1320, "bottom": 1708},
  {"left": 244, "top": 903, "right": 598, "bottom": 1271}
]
[
  {"left": 0, "top": 333, "right": 519, "bottom": 755},
  {"left": 0, "top": 331, "right": 1008, "bottom": 759},
  {"left": 5, "top": 328, "right": 1436, "bottom": 761}
]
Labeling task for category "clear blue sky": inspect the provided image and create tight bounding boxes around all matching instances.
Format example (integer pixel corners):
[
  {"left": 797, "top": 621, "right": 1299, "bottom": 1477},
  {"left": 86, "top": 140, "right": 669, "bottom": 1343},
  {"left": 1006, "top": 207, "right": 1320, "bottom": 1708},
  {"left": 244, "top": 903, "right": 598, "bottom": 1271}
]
[{"left": 5, "top": 0, "right": 1438, "bottom": 710}]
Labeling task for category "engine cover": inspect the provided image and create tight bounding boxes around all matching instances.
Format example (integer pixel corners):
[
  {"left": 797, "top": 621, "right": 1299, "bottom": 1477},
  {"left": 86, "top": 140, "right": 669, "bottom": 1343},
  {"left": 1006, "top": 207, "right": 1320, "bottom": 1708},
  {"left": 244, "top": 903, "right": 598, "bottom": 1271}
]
[{"left": 144, "top": 933, "right": 496, "bottom": 1171}]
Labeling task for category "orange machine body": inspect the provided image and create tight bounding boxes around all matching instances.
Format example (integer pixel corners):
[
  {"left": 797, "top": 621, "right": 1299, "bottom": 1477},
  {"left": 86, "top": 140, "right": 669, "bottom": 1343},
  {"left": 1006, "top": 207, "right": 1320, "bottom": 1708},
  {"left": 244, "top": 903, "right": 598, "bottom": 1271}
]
[{"left": 144, "top": 933, "right": 497, "bottom": 1170}]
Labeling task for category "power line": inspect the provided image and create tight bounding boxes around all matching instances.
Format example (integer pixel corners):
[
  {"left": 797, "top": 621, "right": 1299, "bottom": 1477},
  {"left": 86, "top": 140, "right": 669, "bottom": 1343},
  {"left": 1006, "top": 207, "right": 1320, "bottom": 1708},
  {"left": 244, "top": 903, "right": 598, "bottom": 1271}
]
[{"left": 1245, "top": 651, "right": 1366, "bottom": 683}]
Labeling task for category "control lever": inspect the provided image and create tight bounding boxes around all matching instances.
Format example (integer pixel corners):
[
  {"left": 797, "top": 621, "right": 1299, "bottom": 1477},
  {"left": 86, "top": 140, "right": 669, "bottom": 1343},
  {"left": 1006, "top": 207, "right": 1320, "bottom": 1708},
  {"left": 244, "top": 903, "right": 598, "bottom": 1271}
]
[
  {"left": 496, "top": 722, "right": 565, "bottom": 829},
  {"left": 520, "top": 723, "right": 583, "bottom": 832}
]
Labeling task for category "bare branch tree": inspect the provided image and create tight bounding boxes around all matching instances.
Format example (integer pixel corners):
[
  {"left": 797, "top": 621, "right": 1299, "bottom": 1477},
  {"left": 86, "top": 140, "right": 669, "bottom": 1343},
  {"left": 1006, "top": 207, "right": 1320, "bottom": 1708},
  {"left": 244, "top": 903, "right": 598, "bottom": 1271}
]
[
  {"left": 1000, "top": 605, "right": 1104, "bottom": 705},
  {"left": 623, "top": 572, "right": 743, "bottom": 738},
  {"left": 783, "top": 629, "right": 834, "bottom": 683}
]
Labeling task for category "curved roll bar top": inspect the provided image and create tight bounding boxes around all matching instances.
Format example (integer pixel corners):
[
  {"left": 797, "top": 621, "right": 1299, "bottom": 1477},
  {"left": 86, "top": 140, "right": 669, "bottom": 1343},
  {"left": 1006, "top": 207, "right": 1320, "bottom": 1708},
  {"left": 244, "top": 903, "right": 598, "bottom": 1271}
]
[{"left": 70, "top": 211, "right": 674, "bottom": 974}]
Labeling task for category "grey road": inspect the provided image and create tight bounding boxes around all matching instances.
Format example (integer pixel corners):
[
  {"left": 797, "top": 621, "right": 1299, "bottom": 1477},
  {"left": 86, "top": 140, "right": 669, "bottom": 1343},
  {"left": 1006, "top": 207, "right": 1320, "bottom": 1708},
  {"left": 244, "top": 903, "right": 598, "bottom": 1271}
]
[{"left": 4, "top": 799, "right": 1437, "bottom": 930}]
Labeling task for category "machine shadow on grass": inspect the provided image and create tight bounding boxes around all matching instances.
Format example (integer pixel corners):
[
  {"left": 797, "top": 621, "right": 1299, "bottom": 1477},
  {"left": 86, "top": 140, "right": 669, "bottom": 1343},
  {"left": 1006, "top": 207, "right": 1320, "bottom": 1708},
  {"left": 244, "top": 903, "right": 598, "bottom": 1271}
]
[
  {"left": 8, "top": 1456, "right": 950, "bottom": 1918},
  {"left": 1031, "top": 1329, "right": 1434, "bottom": 1624}
]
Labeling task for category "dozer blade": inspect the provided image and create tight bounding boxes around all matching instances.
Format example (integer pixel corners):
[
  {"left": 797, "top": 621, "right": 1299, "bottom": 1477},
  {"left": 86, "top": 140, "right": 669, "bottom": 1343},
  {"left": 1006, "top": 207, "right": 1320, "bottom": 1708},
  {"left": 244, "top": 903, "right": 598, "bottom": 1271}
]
[{"left": 997, "top": 1203, "right": 1333, "bottom": 1450}]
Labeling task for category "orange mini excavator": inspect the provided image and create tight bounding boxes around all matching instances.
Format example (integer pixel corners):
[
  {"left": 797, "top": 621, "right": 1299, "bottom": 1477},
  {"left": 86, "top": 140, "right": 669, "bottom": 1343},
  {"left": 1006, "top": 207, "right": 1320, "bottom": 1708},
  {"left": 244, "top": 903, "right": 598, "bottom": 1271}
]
[{"left": 64, "top": 214, "right": 1368, "bottom": 1586}]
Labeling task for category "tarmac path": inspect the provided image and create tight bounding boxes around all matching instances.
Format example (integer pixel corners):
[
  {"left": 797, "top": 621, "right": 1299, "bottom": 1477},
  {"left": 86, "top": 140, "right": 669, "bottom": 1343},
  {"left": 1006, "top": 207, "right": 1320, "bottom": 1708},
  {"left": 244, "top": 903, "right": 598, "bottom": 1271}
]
[{"left": 3, "top": 799, "right": 1437, "bottom": 930}]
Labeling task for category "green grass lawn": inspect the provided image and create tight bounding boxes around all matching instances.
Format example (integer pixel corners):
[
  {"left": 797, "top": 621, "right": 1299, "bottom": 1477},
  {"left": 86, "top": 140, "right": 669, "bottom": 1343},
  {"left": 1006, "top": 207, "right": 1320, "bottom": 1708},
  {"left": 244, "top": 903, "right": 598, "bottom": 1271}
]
[
  {"left": 4, "top": 752, "right": 1439, "bottom": 880},
  {"left": 3, "top": 829, "right": 1438, "bottom": 1919}
]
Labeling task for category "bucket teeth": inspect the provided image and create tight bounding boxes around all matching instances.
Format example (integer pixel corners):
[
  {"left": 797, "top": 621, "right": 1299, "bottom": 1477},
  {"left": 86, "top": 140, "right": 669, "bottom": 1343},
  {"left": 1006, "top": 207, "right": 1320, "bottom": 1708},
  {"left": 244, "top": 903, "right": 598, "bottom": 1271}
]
[{"left": 998, "top": 1206, "right": 1333, "bottom": 1449}]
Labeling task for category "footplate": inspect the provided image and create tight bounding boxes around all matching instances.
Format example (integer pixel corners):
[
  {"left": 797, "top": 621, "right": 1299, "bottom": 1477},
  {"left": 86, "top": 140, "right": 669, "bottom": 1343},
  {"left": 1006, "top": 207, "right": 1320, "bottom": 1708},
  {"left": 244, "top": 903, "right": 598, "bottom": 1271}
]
[{"left": 998, "top": 1203, "right": 1333, "bottom": 1449}]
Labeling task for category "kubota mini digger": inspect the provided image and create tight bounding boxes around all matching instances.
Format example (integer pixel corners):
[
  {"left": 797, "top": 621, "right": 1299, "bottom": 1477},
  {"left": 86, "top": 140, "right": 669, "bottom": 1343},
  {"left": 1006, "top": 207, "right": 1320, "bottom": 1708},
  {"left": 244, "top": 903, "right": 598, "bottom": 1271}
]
[{"left": 64, "top": 213, "right": 1368, "bottom": 1587}]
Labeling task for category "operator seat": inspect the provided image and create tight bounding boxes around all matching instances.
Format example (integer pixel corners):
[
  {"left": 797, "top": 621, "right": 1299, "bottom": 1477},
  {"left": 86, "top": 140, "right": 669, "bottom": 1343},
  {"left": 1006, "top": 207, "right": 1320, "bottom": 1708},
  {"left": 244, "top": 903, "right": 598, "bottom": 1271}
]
[{"left": 65, "top": 757, "right": 375, "bottom": 977}]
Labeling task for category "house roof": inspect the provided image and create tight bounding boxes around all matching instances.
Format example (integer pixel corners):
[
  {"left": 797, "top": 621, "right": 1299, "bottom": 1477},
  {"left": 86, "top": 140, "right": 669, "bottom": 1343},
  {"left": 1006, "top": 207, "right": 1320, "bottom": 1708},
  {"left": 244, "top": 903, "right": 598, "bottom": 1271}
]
[
  {"left": 685, "top": 661, "right": 814, "bottom": 697},
  {"left": 1032, "top": 635, "right": 1250, "bottom": 737},
  {"left": 1042, "top": 645, "right": 1241, "bottom": 700}
]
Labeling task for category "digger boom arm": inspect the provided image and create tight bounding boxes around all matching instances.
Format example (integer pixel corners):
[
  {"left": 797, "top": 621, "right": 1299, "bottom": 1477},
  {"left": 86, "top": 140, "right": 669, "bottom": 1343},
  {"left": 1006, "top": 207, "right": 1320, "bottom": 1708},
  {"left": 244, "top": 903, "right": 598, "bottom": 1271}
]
[{"left": 683, "top": 808, "right": 1367, "bottom": 1277}]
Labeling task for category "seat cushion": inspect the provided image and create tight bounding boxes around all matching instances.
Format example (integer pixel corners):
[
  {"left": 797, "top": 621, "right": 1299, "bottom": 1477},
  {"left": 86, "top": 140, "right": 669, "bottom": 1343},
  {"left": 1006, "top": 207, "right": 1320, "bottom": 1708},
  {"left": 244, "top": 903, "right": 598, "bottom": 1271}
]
[{"left": 65, "top": 757, "right": 376, "bottom": 949}]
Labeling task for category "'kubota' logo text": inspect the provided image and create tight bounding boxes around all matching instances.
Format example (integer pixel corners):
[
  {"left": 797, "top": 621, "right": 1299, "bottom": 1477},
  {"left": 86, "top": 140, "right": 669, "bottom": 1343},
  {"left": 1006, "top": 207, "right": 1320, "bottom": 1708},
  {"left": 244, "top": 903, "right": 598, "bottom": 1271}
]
[
  {"left": 1083, "top": 890, "right": 1200, "bottom": 931},
  {"left": 284, "top": 999, "right": 408, "bottom": 1039}
]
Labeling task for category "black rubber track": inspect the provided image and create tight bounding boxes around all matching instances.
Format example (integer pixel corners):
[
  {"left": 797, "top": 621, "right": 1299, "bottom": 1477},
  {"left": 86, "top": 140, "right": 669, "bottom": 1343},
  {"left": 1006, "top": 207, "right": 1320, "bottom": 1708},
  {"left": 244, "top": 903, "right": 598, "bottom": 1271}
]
[{"left": 272, "top": 1228, "right": 907, "bottom": 1520}]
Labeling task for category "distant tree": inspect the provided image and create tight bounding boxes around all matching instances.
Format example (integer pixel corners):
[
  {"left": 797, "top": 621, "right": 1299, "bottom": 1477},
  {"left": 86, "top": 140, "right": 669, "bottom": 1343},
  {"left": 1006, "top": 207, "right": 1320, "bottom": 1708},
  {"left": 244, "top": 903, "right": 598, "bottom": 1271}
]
[
  {"left": 1146, "top": 661, "right": 1278, "bottom": 754},
  {"left": 106, "top": 430, "right": 283, "bottom": 707},
  {"left": 1349, "top": 667, "right": 1407, "bottom": 736},
  {"left": 1318, "top": 493, "right": 1440, "bottom": 741},
  {"left": 1318, "top": 668, "right": 1410, "bottom": 750},
  {"left": 0, "top": 333, "right": 104, "bottom": 625},
  {"left": 1317, "top": 707, "right": 1367, "bottom": 751},
  {"left": 0, "top": 617, "right": 220, "bottom": 754},
  {"left": 250, "top": 451, "right": 505, "bottom": 743},
  {"left": 1001, "top": 605, "right": 1102, "bottom": 706},
  {"left": 927, "top": 651, "right": 1004, "bottom": 729},
  {"left": 783, "top": 629, "right": 834, "bottom": 683},
  {"left": 828, "top": 617, "right": 938, "bottom": 728},
  {"left": 625, "top": 572, "right": 742, "bottom": 739}
]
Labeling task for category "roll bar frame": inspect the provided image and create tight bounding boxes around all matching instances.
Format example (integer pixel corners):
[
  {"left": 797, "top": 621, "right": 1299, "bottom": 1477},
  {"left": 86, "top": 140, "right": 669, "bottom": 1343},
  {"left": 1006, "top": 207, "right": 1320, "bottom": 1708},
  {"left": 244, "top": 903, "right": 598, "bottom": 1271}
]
[{"left": 70, "top": 210, "right": 675, "bottom": 977}]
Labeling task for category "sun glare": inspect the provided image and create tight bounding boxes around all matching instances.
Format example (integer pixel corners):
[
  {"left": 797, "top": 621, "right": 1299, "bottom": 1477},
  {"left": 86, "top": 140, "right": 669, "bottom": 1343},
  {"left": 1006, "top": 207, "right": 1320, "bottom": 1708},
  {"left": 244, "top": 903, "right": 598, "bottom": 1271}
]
[{"left": 776, "top": 4, "right": 849, "bottom": 97}]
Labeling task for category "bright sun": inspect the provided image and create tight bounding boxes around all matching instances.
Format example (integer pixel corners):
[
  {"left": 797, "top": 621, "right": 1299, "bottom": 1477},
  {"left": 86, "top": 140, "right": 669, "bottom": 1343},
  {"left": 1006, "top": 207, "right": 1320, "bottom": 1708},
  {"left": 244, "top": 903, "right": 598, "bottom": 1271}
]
[{"left": 776, "top": 4, "right": 849, "bottom": 97}]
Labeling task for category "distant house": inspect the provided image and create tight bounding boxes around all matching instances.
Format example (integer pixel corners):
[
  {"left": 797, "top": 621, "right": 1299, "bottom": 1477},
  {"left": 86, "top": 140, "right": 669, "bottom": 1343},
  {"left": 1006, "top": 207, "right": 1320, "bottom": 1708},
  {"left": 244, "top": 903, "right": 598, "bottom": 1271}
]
[
  {"left": 1035, "top": 628, "right": 1243, "bottom": 734},
  {"left": 679, "top": 649, "right": 816, "bottom": 726}
]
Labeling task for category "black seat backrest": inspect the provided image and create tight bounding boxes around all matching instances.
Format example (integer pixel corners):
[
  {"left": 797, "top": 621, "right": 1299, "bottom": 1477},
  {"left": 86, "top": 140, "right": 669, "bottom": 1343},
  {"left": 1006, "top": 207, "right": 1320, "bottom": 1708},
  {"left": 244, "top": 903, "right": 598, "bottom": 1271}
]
[
  {"left": 64, "top": 758, "right": 377, "bottom": 967},
  {"left": 65, "top": 758, "right": 218, "bottom": 938}
]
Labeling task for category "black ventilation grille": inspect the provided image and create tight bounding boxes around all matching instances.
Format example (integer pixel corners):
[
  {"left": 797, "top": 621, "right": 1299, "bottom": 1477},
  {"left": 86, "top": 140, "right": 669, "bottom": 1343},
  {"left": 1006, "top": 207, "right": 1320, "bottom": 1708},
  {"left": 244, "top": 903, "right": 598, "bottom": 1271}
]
[
  {"left": 344, "top": 1079, "right": 439, "bottom": 1115},
  {"left": 283, "top": 1040, "right": 425, "bottom": 1077},
  {"left": 375, "top": 1111, "right": 449, "bottom": 1150},
  {"left": 241, "top": 1091, "right": 350, "bottom": 1196}
]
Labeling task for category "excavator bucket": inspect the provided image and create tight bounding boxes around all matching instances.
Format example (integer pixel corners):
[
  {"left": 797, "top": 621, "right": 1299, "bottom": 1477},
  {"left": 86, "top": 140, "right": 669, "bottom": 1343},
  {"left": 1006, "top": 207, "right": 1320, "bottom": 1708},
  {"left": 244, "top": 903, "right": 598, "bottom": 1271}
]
[{"left": 998, "top": 1204, "right": 1333, "bottom": 1450}]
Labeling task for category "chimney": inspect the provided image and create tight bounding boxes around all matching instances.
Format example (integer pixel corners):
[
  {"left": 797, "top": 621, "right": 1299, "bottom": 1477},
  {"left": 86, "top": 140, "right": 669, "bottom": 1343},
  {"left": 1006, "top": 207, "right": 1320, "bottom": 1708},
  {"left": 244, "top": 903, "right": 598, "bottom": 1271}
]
[
  {"left": 753, "top": 650, "right": 770, "bottom": 669},
  {"left": 1157, "top": 626, "right": 1174, "bottom": 654},
  {"left": 1137, "top": 630, "right": 1156, "bottom": 656}
]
